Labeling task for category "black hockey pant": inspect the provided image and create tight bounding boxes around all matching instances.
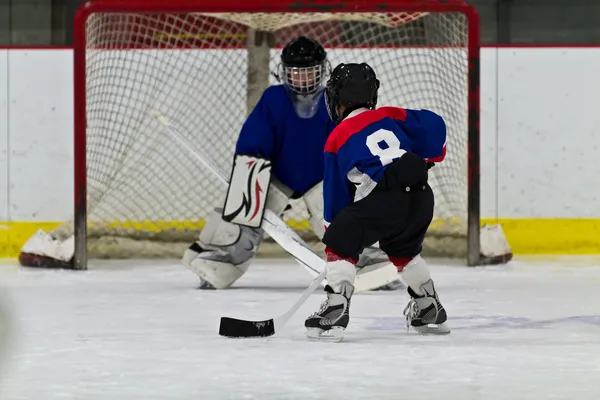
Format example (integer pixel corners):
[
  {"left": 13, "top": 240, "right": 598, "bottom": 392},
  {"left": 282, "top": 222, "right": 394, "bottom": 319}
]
[{"left": 322, "top": 153, "right": 434, "bottom": 263}]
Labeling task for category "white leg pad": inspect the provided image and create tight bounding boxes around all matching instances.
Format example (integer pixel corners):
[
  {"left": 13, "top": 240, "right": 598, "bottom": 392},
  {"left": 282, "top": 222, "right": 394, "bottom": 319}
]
[
  {"left": 400, "top": 255, "right": 431, "bottom": 296},
  {"left": 182, "top": 247, "right": 250, "bottom": 289},
  {"left": 326, "top": 260, "right": 356, "bottom": 292},
  {"left": 198, "top": 209, "right": 241, "bottom": 249}
]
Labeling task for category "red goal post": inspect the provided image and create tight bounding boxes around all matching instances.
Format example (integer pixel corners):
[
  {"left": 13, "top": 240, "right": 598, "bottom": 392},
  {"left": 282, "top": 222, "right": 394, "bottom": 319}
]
[{"left": 19, "top": 0, "right": 513, "bottom": 270}]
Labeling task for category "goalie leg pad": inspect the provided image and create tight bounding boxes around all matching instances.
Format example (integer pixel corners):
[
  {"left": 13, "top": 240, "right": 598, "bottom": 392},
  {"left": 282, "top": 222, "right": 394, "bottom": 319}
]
[
  {"left": 302, "top": 181, "right": 325, "bottom": 240},
  {"left": 183, "top": 177, "right": 293, "bottom": 289},
  {"left": 183, "top": 226, "right": 261, "bottom": 289},
  {"left": 183, "top": 244, "right": 251, "bottom": 290},
  {"left": 183, "top": 209, "right": 263, "bottom": 289},
  {"left": 356, "top": 244, "right": 389, "bottom": 267},
  {"left": 356, "top": 244, "right": 405, "bottom": 291},
  {"left": 222, "top": 154, "right": 272, "bottom": 228},
  {"left": 198, "top": 208, "right": 242, "bottom": 249}
]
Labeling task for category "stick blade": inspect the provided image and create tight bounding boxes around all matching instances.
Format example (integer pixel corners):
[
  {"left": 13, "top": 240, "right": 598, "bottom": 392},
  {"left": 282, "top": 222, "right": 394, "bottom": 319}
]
[{"left": 219, "top": 317, "right": 275, "bottom": 338}]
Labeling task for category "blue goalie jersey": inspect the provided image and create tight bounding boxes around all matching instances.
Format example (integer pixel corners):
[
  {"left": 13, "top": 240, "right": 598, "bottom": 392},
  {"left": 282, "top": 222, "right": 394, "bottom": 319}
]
[
  {"left": 323, "top": 106, "right": 447, "bottom": 226},
  {"left": 235, "top": 85, "right": 336, "bottom": 195}
]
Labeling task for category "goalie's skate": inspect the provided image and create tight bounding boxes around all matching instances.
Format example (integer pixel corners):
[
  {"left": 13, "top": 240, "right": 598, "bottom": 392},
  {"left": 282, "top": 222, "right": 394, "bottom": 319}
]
[
  {"left": 305, "top": 283, "right": 353, "bottom": 342},
  {"left": 403, "top": 279, "right": 450, "bottom": 335}
]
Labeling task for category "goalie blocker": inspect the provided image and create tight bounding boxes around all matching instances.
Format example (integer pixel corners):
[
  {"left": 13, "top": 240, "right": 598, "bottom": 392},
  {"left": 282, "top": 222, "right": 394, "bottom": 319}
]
[{"left": 222, "top": 155, "right": 272, "bottom": 228}]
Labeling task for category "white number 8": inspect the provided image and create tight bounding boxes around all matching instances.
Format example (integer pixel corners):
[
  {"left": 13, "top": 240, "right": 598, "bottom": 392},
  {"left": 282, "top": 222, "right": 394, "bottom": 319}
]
[{"left": 366, "top": 129, "right": 406, "bottom": 166}]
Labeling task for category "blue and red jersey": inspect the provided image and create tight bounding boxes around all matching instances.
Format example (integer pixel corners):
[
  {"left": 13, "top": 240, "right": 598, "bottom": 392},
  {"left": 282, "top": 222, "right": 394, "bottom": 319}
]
[{"left": 323, "top": 106, "right": 447, "bottom": 226}]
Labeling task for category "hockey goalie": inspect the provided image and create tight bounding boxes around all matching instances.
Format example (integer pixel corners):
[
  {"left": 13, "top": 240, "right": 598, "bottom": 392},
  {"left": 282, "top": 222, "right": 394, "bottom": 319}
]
[{"left": 181, "top": 36, "right": 404, "bottom": 290}]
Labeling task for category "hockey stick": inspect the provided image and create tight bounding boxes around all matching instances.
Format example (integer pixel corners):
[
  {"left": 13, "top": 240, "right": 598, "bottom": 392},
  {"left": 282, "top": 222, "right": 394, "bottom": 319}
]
[
  {"left": 219, "top": 269, "right": 326, "bottom": 338},
  {"left": 152, "top": 110, "right": 397, "bottom": 294}
]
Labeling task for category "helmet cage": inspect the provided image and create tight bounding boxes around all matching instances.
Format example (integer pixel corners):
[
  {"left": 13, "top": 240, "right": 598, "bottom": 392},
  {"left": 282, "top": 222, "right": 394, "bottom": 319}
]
[{"left": 279, "top": 61, "right": 329, "bottom": 95}]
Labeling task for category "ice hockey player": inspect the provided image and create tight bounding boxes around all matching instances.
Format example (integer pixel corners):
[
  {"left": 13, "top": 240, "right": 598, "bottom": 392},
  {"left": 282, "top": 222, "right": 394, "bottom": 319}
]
[
  {"left": 305, "top": 62, "right": 450, "bottom": 341},
  {"left": 182, "top": 37, "right": 403, "bottom": 291}
]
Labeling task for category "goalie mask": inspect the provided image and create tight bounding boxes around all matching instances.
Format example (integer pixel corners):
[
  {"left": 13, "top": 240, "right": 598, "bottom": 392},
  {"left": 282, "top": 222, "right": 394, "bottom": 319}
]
[
  {"left": 278, "top": 36, "right": 330, "bottom": 118},
  {"left": 325, "top": 63, "right": 380, "bottom": 124}
]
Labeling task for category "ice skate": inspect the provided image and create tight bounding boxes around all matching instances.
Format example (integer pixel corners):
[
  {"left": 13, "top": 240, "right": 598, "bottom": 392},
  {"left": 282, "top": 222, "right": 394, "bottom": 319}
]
[
  {"left": 403, "top": 279, "right": 450, "bottom": 335},
  {"left": 305, "top": 283, "right": 354, "bottom": 342}
]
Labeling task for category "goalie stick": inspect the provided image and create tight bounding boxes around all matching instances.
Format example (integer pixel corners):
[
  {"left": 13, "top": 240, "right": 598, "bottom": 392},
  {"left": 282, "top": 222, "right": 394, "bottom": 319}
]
[{"left": 152, "top": 110, "right": 397, "bottom": 295}]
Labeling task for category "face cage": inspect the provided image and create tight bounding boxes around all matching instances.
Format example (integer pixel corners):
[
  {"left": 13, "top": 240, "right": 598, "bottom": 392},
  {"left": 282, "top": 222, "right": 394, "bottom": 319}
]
[{"left": 280, "top": 63, "right": 329, "bottom": 95}]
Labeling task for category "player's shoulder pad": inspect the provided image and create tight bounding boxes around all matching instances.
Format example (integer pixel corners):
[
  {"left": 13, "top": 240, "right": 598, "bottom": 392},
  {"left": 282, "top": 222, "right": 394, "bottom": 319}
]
[
  {"left": 325, "top": 108, "right": 388, "bottom": 153},
  {"left": 405, "top": 109, "right": 446, "bottom": 162},
  {"left": 420, "top": 109, "right": 446, "bottom": 134},
  {"left": 377, "top": 106, "right": 408, "bottom": 121}
]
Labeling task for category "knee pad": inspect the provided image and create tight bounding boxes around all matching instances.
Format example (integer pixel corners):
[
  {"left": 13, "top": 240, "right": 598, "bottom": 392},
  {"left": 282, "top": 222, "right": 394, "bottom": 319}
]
[{"left": 322, "top": 209, "right": 364, "bottom": 260}]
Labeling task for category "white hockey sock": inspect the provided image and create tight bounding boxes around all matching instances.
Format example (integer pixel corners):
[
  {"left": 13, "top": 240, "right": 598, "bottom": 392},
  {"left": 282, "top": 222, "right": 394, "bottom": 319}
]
[
  {"left": 326, "top": 260, "right": 356, "bottom": 293},
  {"left": 400, "top": 255, "right": 431, "bottom": 296}
]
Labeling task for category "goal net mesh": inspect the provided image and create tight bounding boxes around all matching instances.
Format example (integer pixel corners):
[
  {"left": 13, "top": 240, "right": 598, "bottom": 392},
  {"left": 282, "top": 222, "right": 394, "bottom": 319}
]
[{"left": 41, "top": 8, "right": 469, "bottom": 259}]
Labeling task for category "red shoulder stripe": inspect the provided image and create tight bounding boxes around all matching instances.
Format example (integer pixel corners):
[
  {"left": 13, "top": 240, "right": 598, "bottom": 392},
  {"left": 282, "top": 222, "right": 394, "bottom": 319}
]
[
  {"left": 324, "top": 107, "right": 407, "bottom": 153},
  {"left": 378, "top": 106, "right": 407, "bottom": 122}
]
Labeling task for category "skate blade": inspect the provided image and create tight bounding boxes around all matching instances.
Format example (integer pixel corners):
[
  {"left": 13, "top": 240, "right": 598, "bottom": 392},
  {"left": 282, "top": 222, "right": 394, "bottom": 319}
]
[
  {"left": 413, "top": 322, "right": 451, "bottom": 335},
  {"left": 306, "top": 326, "right": 345, "bottom": 342}
]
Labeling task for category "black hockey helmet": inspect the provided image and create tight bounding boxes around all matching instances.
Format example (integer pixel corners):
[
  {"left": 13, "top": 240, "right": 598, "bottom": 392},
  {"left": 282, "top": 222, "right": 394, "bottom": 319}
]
[
  {"left": 279, "top": 36, "right": 328, "bottom": 95},
  {"left": 325, "top": 63, "right": 380, "bottom": 124}
]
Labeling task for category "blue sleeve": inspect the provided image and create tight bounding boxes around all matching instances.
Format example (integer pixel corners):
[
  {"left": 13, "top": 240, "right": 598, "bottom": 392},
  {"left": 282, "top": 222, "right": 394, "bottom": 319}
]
[
  {"left": 404, "top": 109, "right": 447, "bottom": 161},
  {"left": 235, "top": 90, "right": 277, "bottom": 159},
  {"left": 323, "top": 151, "right": 353, "bottom": 226}
]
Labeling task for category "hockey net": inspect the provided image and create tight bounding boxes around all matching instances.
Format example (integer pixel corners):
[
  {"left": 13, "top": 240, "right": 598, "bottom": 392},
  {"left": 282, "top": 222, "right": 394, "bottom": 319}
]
[{"left": 20, "top": 0, "right": 509, "bottom": 268}]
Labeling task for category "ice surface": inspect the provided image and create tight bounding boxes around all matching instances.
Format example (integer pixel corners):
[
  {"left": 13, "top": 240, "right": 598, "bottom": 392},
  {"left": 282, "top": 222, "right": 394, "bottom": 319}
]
[{"left": 1, "top": 257, "right": 600, "bottom": 400}]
